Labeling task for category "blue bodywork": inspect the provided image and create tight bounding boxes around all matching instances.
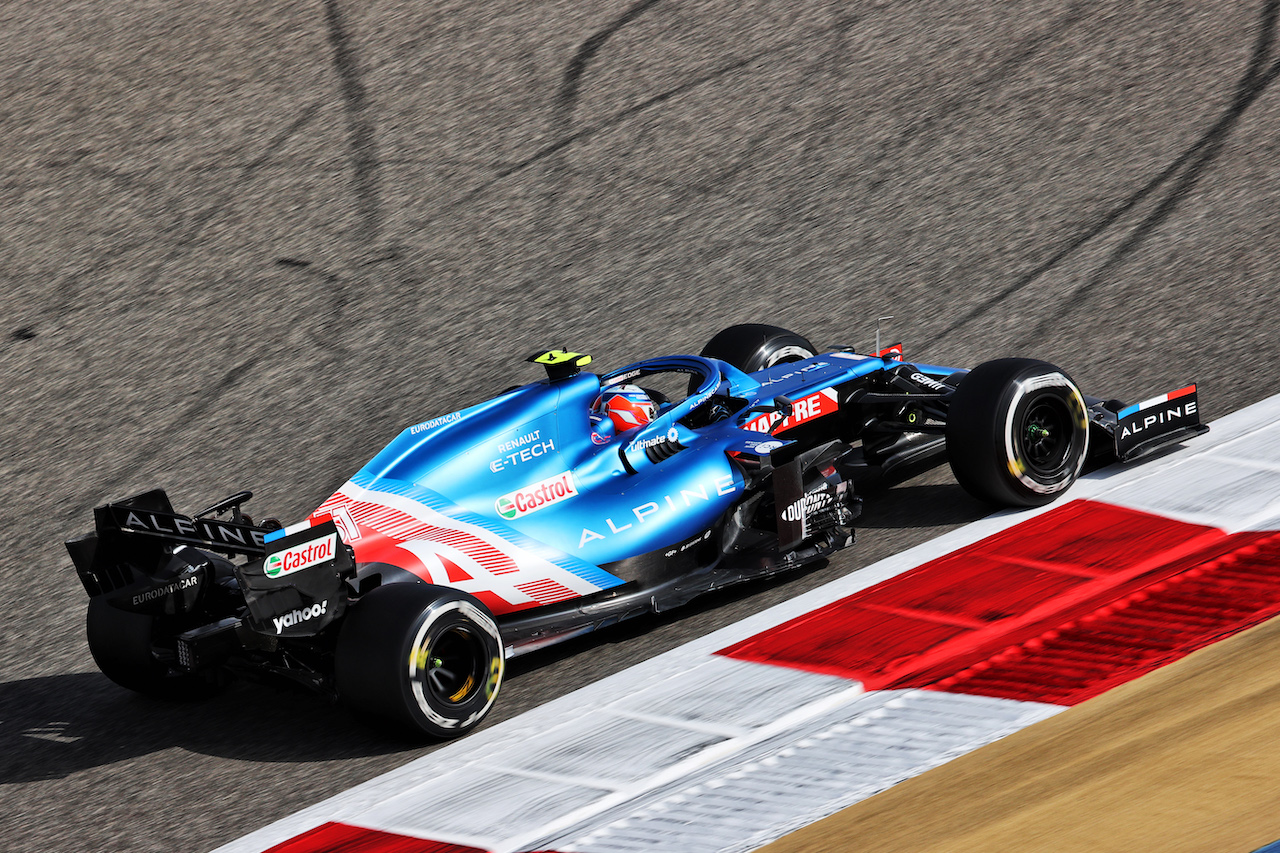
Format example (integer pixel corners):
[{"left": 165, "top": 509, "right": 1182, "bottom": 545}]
[{"left": 346, "top": 353, "right": 902, "bottom": 572}]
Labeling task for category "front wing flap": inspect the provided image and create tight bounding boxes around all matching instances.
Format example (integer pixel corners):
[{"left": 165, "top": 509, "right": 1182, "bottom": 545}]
[{"left": 1089, "top": 384, "right": 1209, "bottom": 463}]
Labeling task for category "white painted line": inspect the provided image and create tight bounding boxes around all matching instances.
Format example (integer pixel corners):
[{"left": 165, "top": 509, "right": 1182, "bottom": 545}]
[{"left": 540, "top": 690, "right": 1061, "bottom": 853}]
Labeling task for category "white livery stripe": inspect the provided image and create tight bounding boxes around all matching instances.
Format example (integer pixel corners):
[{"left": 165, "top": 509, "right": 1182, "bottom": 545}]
[{"left": 324, "top": 480, "right": 612, "bottom": 610}]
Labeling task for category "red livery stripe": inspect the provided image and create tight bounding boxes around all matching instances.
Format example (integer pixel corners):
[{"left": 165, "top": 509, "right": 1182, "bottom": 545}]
[
  {"left": 318, "top": 495, "right": 518, "bottom": 578},
  {"left": 515, "top": 578, "right": 578, "bottom": 604}
]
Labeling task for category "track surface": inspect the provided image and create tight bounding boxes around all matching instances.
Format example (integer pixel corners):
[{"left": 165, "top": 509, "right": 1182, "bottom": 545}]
[{"left": 2, "top": 1, "right": 1278, "bottom": 850}]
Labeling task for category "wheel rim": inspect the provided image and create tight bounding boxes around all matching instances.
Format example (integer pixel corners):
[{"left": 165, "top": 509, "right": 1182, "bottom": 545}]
[
  {"left": 1019, "top": 396, "right": 1072, "bottom": 476},
  {"left": 761, "top": 344, "right": 814, "bottom": 369},
  {"left": 415, "top": 624, "right": 487, "bottom": 707}
]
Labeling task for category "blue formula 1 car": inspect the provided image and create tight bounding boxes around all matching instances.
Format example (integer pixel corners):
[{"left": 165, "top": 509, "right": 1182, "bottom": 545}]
[{"left": 65, "top": 324, "right": 1206, "bottom": 737}]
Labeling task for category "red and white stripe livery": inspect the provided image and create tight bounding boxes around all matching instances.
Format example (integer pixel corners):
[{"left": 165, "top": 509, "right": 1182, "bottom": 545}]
[{"left": 311, "top": 480, "right": 608, "bottom": 615}]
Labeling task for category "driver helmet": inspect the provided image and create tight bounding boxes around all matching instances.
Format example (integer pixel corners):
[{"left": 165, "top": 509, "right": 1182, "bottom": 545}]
[{"left": 591, "top": 383, "right": 658, "bottom": 436}]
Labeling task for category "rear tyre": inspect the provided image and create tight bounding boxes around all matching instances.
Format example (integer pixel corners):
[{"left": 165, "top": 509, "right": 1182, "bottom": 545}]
[
  {"left": 700, "top": 324, "right": 817, "bottom": 372},
  {"left": 335, "top": 584, "right": 504, "bottom": 739},
  {"left": 945, "top": 358, "right": 1089, "bottom": 507},
  {"left": 86, "top": 598, "right": 222, "bottom": 699}
]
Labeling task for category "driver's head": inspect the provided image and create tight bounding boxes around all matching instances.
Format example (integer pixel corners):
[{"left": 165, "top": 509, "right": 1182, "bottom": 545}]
[{"left": 591, "top": 383, "right": 657, "bottom": 434}]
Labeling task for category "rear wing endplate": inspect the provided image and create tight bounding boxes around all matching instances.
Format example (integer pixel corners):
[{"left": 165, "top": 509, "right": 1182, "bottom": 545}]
[{"left": 234, "top": 519, "right": 353, "bottom": 637}]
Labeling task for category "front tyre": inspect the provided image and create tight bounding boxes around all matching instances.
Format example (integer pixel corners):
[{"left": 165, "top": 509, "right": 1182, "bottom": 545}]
[
  {"left": 335, "top": 584, "right": 504, "bottom": 739},
  {"left": 700, "top": 324, "right": 817, "bottom": 372},
  {"left": 945, "top": 358, "right": 1089, "bottom": 507}
]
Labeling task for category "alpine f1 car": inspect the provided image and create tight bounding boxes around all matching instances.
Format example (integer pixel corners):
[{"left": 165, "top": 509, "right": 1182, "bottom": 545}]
[{"left": 66, "top": 324, "right": 1207, "bottom": 737}]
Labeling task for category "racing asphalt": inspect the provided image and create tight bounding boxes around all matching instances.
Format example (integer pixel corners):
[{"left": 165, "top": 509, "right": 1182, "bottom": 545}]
[{"left": 2, "top": 1, "right": 1278, "bottom": 850}]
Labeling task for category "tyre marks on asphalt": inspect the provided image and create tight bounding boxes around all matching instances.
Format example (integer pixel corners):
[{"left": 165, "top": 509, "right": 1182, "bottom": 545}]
[
  {"left": 553, "top": 0, "right": 665, "bottom": 137},
  {"left": 66, "top": 0, "right": 390, "bottom": 516},
  {"left": 941, "top": 0, "right": 1280, "bottom": 347},
  {"left": 135, "top": 103, "right": 325, "bottom": 287},
  {"left": 815, "top": 3, "right": 1092, "bottom": 214},
  {"left": 1017, "top": 0, "right": 1280, "bottom": 341},
  {"left": 460, "top": 55, "right": 768, "bottom": 207},
  {"left": 453, "top": 13, "right": 863, "bottom": 210},
  {"left": 68, "top": 102, "right": 325, "bottom": 517},
  {"left": 321, "top": 0, "right": 384, "bottom": 253},
  {"left": 4, "top": 98, "right": 319, "bottom": 372},
  {"left": 67, "top": 0, "right": 398, "bottom": 513},
  {"left": 531, "top": 0, "right": 667, "bottom": 289}
]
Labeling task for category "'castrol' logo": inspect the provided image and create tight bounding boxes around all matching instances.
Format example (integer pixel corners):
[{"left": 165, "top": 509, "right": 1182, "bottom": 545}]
[
  {"left": 264, "top": 532, "right": 336, "bottom": 578},
  {"left": 495, "top": 471, "right": 578, "bottom": 520}
]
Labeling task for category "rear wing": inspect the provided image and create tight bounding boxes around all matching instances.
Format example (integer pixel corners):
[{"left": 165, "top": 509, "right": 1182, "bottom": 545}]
[
  {"left": 88, "top": 488, "right": 270, "bottom": 553},
  {"left": 67, "top": 489, "right": 352, "bottom": 639},
  {"left": 67, "top": 488, "right": 274, "bottom": 599}
]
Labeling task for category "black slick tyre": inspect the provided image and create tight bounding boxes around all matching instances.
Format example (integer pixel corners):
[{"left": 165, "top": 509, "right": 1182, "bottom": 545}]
[
  {"left": 945, "top": 358, "right": 1089, "bottom": 507},
  {"left": 335, "top": 583, "right": 504, "bottom": 739},
  {"left": 85, "top": 597, "right": 222, "bottom": 700},
  {"left": 700, "top": 324, "right": 817, "bottom": 372}
]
